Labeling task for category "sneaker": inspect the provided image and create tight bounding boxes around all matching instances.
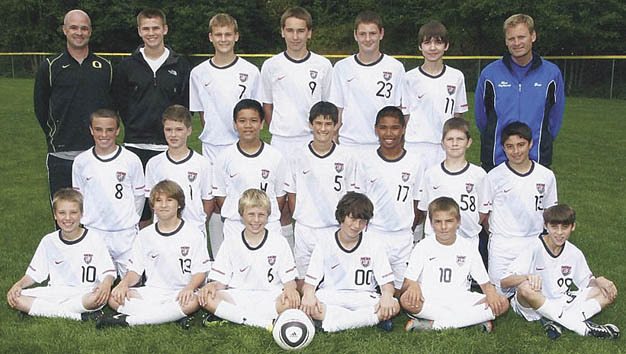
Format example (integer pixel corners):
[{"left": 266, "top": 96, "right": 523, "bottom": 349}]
[
  {"left": 96, "top": 313, "right": 129, "bottom": 329},
  {"left": 201, "top": 313, "right": 228, "bottom": 328},
  {"left": 585, "top": 321, "right": 620, "bottom": 339},
  {"left": 539, "top": 318, "right": 562, "bottom": 340},
  {"left": 404, "top": 318, "right": 433, "bottom": 332},
  {"left": 479, "top": 320, "right": 494, "bottom": 333},
  {"left": 377, "top": 319, "right": 393, "bottom": 332},
  {"left": 177, "top": 315, "right": 193, "bottom": 330},
  {"left": 81, "top": 310, "right": 105, "bottom": 322}
]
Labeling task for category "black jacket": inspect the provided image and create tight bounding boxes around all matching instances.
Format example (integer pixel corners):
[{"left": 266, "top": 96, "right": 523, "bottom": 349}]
[
  {"left": 112, "top": 46, "right": 190, "bottom": 145},
  {"left": 34, "top": 50, "right": 113, "bottom": 153}
]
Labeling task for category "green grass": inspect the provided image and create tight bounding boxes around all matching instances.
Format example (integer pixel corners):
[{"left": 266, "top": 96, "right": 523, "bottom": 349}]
[{"left": 0, "top": 78, "right": 624, "bottom": 353}]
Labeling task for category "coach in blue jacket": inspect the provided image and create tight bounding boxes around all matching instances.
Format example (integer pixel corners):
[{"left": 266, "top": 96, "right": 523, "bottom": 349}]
[{"left": 475, "top": 14, "right": 565, "bottom": 171}]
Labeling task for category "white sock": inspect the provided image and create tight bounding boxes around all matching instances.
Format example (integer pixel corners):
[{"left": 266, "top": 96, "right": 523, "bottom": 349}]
[
  {"left": 537, "top": 298, "right": 589, "bottom": 335},
  {"left": 281, "top": 224, "right": 295, "bottom": 251},
  {"left": 214, "top": 301, "right": 271, "bottom": 328},
  {"left": 208, "top": 213, "right": 224, "bottom": 258},
  {"left": 322, "top": 305, "right": 379, "bottom": 332},
  {"left": 29, "top": 298, "right": 81, "bottom": 321},
  {"left": 125, "top": 300, "right": 186, "bottom": 326}
]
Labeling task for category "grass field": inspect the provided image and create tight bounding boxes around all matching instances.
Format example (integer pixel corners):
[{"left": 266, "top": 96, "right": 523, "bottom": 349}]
[{"left": 0, "top": 78, "right": 624, "bottom": 353}]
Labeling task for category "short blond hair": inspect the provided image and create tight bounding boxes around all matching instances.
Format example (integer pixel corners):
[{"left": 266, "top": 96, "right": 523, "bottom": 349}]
[
  {"left": 53, "top": 188, "right": 83, "bottom": 213},
  {"left": 209, "top": 13, "right": 238, "bottom": 33},
  {"left": 503, "top": 13, "right": 534, "bottom": 34},
  {"left": 238, "top": 188, "right": 271, "bottom": 216}
]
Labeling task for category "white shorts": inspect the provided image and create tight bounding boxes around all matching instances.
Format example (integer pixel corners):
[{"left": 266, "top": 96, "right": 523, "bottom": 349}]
[
  {"left": 202, "top": 143, "right": 232, "bottom": 163},
  {"left": 223, "top": 218, "right": 282, "bottom": 239},
  {"left": 22, "top": 286, "right": 99, "bottom": 311},
  {"left": 270, "top": 135, "right": 311, "bottom": 157},
  {"left": 315, "top": 289, "right": 381, "bottom": 310},
  {"left": 488, "top": 235, "right": 535, "bottom": 297},
  {"left": 511, "top": 287, "right": 594, "bottom": 322},
  {"left": 294, "top": 223, "right": 336, "bottom": 279},
  {"left": 95, "top": 226, "right": 138, "bottom": 277},
  {"left": 129, "top": 286, "right": 179, "bottom": 304},
  {"left": 404, "top": 142, "right": 444, "bottom": 170},
  {"left": 364, "top": 227, "right": 413, "bottom": 289},
  {"left": 220, "top": 288, "right": 281, "bottom": 322}
]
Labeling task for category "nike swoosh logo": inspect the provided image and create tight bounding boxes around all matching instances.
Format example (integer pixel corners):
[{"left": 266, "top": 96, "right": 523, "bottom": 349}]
[
  {"left": 504, "top": 188, "right": 512, "bottom": 193},
  {"left": 204, "top": 83, "right": 210, "bottom": 87},
  {"left": 151, "top": 255, "right": 158, "bottom": 259},
  {"left": 277, "top": 75, "right": 286, "bottom": 81},
  {"left": 55, "top": 260, "right": 64, "bottom": 264},
  {"left": 433, "top": 186, "right": 440, "bottom": 190},
  {"left": 428, "top": 257, "right": 436, "bottom": 261},
  {"left": 302, "top": 170, "right": 311, "bottom": 174},
  {"left": 62, "top": 64, "right": 71, "bottom": 69},
  {"left": 370, "top": 179, "right": 377, "bottom": 183},
  {"left": 230, "top": 173, "right": 238, "bottom": 178},
  {"left": 418, "top": 94, "right": 425, "bottom": 99},
  {"left": 535, "top": 267, "right": 544, "bottom": 271},
  {"left": 86, "top": 177, "right": 93, "bottom": 181},
  {"left": 347, "top": 78, "right": 355, "bottom": 82},
  {"left": 331, "top": 264, "right": 340, "bottom": 269},
  {"left": 239, "top": 266, "right": 249, "bottom": 272}
]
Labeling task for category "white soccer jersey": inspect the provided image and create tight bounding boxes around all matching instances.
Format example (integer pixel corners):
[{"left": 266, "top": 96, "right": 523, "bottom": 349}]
[
  {"left": 26, "top": 229, "right": 116, "bottom": 288},
  {"left": 478, "top": 161, "right": 558, "bottom": 238},
  {"left": 212, "top": 142, "right": 287, "bottom": 223},
  {"left": 403, "top": 65, "right": 468, "bottom": 144},
  {"left": 260, "top": 51, "right": 333, "bottom": 138},
  {"left": 418, "top": 162, "right": 485, "bottom": 239},
  {"left": 305, "top": 231, "right": 394, "bottom": 292},
  {"left": 330, "top": 54, "right": 405, "bottom": 145},
  {"left": 209, "top": 229, "right": 297, "bottom": 290},
  {"left": 128, "top": 220, "right": 211, "bottom": 290},
  {"left": 145, "top": 150, "right": 213, "bottom": 228},
  {"left": 506, "top": 236, "right": 593, "bottom": 301},
  {"left": 284, "top": 143, "right": 356, "bottom": 228},
  {"left": 354, "top": 149, "right": 424, "bottom": 231},
  {"left": 73, "top": 146, "right": 144, "bottom": 231},
  {"left": 405, "top": 236, "right": 489, "bottom": 299},
  {"left": 189, "top": 57, "right": 261, "bottom": 146}
]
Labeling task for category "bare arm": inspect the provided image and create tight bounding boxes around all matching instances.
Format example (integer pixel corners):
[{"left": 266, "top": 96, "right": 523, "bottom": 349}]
[
  {"left": 263, "top": 103, "right": 273, "bottom": 129},
  {"left": 287, "top": 193, "right": 296, "bottom": 216}
]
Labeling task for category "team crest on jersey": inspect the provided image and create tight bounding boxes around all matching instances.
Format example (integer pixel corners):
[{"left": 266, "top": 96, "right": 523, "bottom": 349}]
[
  {"left": 181, "top": 246, "right": 190, "bottom": 256},
  {"left": 310, "top": 70, "right": 318, "bottom": 79},
  {"left": 465, "top": 183, "right": 474, "bottom": 193},
  {"left": 335, "top": 162, "right": 344, "bottom": 173},
  {"left": 261, "top": 169, "right": 270, "bottom": 179},
  {"left": 83, "top": 253, "right": 93, "bottom": 264},
  {"left": 561, "top": 265, "right": 572, "bottom": 276},
  {"left": 188, "top": 171, "right": 197, "bottom": 182},
  {"left": 402, "top": 172, "right": 410, "bottom": 182},
  {"left": 456, "top": 255, "right": 466, "bottom": 267},
  {"left": 116, "top": 171, "right": 126, "bottom": 182},
  {"left": 447, "top": 85, "right": 456, "bottom": 95},
  {"left": 239, "top": 73, "right": 248, "bottom": 82},
  {"left": 383, "top": 71, "right": 392, "bottom": 81},
  {"left": 361, "top": 257, "right": 371, "bottom": 268},
  {"left": 536, "top": 183, "right": 545, "bottom": 194},
  {"left": 268, "top": 255, "right": 276, "bottom": 266}
]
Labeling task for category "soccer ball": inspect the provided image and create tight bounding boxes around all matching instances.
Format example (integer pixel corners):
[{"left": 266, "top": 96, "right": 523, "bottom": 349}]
[{"left": 272, "top": 309, "right": 315, "bottom": 350}]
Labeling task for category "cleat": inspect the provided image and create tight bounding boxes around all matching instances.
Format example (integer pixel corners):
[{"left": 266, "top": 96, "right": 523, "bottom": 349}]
[
  {"left": 96, "top": 313, "right": 129, "bottom": 329},
  {"left": 201, "top": 313, "right": 227, "bottom": 327},
  {"left": 177, "top": 315, "right": 193, "bottom": 330},
  {"left": 404, "top": 318, "right": 433, "bottom": 332},
  {"left": 479, "top": 320, "right": 494, "bottom": 333},
  {"left": 312, "top": 319, "right": 325, "bottom": 333},
  {"left": 377, "top": 319, "right": 394, "bottom": 332},
  {"left": 17, "top": 311, "right": 31, "bottom": 320},
  {"left": 81, "top": 309, "right": 105, "bottom": 322},
  {"left": 585, "top": 321, "right": 620, "bottom": 339},
  {"left": 539, "top": 318, "right": 562, "bottom": 340}
]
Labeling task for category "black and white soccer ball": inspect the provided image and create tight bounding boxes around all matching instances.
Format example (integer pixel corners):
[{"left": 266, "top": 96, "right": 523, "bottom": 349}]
[{"left": 272, "top": 309, "right": 315, "bottom": 350}]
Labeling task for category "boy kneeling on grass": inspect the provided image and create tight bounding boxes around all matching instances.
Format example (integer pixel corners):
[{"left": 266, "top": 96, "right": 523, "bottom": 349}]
[
  {"left": 7, "top": 188, "right": 116, "bottom": 321},
  {"left": 501, "top": 204, "right": 619, "bottom": 339}
]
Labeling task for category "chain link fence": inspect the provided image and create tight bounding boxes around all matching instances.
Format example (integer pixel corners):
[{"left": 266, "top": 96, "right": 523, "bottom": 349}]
[{"left": 1, "top": 53, "right": 624, "bottom": 100}]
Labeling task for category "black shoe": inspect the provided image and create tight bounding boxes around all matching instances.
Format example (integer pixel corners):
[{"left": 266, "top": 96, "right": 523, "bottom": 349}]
[
  {"left": 81, "top": 309, "right": 105, "bottom": 322},
  {"left": 539, "top": 318, "right": 562, "bottom": 340},
  {"left": 377, "top": 319, "right": 394, "bottom": 332},
  {"left": 96, "top": 313, "right": 129, "bottom": 329},
  {"left": 177, "top": 315, "right": 194, "bottom": 330},
  {"left": 585, "top": 320, "right": 620, "bottom": 339}
]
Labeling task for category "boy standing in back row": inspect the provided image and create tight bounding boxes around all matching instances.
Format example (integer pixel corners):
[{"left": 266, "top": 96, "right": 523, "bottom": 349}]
[{"left": 403, "top": 20, "right": 468, "bottom": 169}]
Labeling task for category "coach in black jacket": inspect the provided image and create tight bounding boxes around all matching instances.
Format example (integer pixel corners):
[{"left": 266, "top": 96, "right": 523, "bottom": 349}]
[{"left": 34, "top": 9, "right": 113, "bottom": 204}]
